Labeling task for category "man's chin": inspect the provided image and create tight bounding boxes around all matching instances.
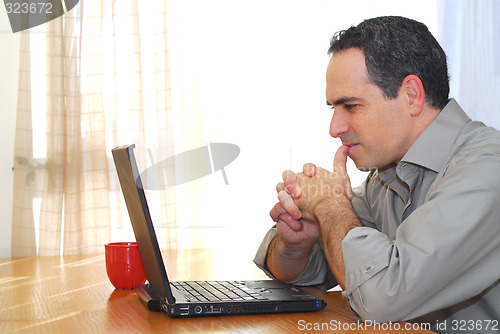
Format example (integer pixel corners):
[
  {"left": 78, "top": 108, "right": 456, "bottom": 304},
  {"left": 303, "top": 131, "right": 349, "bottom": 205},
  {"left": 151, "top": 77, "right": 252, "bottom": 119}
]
[
  {"left": 356, "top": 165, "right": 377, "bottom": 172},
  {"left": 351, "top": 158, "right": 377, "bottom": 172}
]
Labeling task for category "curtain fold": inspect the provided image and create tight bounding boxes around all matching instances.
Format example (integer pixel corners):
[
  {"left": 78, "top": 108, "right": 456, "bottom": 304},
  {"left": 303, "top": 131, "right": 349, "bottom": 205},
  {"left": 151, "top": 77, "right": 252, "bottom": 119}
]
[
  {"left": 12, "top": 32, "right": 37, "bottom": 257},
  {"left": 12, "top": 0, "right": 179, "bottom": 256}
]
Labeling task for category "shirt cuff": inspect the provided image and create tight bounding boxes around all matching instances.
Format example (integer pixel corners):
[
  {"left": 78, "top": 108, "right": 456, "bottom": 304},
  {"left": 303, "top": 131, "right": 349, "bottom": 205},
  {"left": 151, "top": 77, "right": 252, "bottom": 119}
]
[
  {"left": 341, "top": 227, "right": 393, "bottom": 298},
  {"left": 253, "top": 227, "right": 279, "bottom": 279}
]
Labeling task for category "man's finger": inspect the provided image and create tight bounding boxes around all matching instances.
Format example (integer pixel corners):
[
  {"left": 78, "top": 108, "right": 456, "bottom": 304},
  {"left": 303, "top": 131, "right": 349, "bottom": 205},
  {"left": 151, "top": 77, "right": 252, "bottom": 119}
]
[
  {"left": 270, "top": 202, "right": 287, "bottom": 222},
  {"left": 303, "top": 163, "right": 317, "bottom": 177},
  {"left": 282, "top": 170, "right": 302, "bottom": 198},
  {"left": 278, "top": 190, "right": 302, "bottom": 220},
  {"left": 278, "top": 214, "right": 303, "bottom": 232}
]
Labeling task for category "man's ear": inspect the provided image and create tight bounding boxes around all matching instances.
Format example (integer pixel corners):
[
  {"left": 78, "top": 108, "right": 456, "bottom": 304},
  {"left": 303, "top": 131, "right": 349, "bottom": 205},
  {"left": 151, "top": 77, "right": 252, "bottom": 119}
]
[{"left": 402, "top": 74, "right": 425, "bottom": 116}]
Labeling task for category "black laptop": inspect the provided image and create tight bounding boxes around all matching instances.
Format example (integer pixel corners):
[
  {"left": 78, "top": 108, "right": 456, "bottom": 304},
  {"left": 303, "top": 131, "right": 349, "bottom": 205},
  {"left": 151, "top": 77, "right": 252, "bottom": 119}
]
[{"left": 111, "top": 144, "right": 326, "bottom": 317}]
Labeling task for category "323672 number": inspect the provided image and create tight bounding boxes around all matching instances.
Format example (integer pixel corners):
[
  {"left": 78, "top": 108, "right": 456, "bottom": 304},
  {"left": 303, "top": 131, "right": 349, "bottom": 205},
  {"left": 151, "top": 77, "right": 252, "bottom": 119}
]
[
  {"left": 451, "top": 319, "right": 498, "bottom": 331},
  {"left": 5, "top": 2, "right": 53, "bottom": 14}
]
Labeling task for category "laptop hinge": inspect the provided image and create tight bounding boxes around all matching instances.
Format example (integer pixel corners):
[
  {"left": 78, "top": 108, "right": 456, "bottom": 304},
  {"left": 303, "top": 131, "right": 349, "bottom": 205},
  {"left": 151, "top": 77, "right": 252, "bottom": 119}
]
[{"left": 135, "top": 283, "right": 171, "bottom": 312}]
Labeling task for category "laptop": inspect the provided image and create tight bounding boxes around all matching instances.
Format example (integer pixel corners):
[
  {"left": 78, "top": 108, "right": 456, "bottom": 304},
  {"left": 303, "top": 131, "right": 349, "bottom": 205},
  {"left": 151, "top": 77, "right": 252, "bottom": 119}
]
[{"left": 111, "top": 144, "right": 327, "bottom": 317}]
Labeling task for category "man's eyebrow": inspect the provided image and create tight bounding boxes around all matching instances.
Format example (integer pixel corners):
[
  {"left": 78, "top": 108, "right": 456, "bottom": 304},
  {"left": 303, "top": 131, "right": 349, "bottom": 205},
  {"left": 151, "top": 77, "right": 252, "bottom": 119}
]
[{"left": 328, "top": 96, "right": 362, "bottom": 106}]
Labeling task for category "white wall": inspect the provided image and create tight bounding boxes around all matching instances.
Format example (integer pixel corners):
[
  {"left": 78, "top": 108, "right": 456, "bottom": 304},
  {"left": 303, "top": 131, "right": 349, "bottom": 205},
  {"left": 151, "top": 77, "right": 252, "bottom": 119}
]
[{"left": 0, "top": 9, "right": 20, "bottom": 258}]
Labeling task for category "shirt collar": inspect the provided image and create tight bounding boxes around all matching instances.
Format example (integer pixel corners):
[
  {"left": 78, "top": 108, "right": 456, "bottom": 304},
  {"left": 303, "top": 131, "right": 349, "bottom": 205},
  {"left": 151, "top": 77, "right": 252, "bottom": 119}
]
[{"left": 400, "top": 98, "right": 471, "bottom": 173}]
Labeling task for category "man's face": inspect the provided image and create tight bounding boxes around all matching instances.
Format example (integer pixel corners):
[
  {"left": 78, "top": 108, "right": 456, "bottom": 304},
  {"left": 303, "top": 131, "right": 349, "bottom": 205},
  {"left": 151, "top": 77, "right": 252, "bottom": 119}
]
[{"left": 326, "top": 48, "right": 413, "bottom": 171}]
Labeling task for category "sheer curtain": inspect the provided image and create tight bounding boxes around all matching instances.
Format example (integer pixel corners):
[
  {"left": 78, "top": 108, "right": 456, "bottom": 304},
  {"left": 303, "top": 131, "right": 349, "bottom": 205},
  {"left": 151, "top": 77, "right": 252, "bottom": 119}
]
[
  {"left": 11, "top": 1, "right": 184, "bottom": 256},
  {"left": 438, "top": 0, "right": 500, "bottom": 130}
]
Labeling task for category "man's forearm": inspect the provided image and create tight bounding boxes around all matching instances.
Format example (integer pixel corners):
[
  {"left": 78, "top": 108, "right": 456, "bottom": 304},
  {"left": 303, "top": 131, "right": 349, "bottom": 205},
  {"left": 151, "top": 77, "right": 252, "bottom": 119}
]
[
  {"left": 266, "top": 234, "right": 312, "bottom": 282},
  {"left": 315, "top": 196, "right": 362, "bottom": 289}
]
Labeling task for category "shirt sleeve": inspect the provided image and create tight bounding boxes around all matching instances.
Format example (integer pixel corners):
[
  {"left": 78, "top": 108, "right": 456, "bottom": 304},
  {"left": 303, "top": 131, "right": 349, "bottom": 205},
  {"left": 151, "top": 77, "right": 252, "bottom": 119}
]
[
  {"left": 253, "top": 226, "right": 337, "bottom": 289},
  {"left": 342, "top": 153, "right": 500, "bottom": 323}
]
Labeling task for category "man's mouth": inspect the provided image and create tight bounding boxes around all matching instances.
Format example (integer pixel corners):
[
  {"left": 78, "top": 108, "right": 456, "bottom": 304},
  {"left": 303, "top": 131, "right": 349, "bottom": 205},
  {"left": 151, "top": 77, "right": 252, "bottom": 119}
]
[{"left": 345, "top": 143, "right": 359, "bottom": 153}]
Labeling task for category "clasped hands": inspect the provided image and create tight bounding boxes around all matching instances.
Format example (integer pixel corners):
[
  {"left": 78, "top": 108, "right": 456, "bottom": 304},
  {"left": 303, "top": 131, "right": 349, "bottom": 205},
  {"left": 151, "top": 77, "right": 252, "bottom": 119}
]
[{"left": 269, "top": 145, "right": 353, "bottom": 247}]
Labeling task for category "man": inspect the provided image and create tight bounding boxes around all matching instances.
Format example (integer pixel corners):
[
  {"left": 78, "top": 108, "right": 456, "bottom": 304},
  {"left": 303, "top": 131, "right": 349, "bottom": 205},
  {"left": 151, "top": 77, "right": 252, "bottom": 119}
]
[{"left": 254, "top": 16, "right": 500, "bottom": 333}]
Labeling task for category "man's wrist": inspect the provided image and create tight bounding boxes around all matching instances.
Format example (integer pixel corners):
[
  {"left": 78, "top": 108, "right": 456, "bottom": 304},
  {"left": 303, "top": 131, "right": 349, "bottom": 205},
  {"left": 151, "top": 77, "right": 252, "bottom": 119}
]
[
  {"left": 267, "top": 234, "right": 314, "bottom": 282},
  {"left": 314, "top": 195, "right": 362, "bottom": 237},
  {"left": 313, "top": 195, "right": 350, "bottom": 224},
  {"left": 272, "top": 234, "right": 315, "bottom": 258}
]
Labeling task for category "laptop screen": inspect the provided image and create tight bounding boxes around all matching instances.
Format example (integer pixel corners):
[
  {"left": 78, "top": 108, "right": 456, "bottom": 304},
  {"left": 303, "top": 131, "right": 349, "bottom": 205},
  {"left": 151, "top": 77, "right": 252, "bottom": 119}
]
[{"left": 112, "top": 145, "right": 175, "bottom": 304}]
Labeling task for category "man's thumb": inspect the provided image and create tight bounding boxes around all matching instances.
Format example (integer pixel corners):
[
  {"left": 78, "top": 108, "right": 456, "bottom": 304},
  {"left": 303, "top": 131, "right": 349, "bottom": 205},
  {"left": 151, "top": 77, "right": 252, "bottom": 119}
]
[{"left": 333, "top": 145, "right": 348, "bottom": 172}]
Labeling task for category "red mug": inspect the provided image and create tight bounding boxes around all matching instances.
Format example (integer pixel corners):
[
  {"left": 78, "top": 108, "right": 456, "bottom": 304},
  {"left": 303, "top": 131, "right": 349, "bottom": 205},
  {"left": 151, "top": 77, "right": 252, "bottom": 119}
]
[{"left": 105, "top": 242, "right": 147, "bottom": 289}]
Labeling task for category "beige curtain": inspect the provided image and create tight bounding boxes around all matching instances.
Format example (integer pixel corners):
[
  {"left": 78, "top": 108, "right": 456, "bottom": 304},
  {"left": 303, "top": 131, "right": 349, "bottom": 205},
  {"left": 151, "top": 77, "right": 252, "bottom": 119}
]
[{"left": 11, "top": 1, "right": 186, "bottom": 256}]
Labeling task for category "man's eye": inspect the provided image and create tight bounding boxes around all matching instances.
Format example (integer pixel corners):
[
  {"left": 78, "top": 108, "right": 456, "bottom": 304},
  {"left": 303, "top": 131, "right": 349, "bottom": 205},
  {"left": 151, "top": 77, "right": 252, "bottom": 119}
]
[{"left": 345, "top": 104, "right": 356, "bottom": 110}]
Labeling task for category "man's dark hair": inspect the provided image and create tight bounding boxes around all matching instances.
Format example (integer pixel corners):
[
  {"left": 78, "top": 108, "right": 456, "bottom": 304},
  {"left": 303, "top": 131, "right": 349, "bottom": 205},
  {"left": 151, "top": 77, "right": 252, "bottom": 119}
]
[{"left": 328, "top": 16, "right": 449, "bottom": 110}]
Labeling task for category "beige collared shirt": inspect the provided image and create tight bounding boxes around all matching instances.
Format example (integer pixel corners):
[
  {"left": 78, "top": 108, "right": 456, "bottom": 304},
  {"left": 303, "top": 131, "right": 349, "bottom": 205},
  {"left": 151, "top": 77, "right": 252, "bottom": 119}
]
[{"left": 254, "top": 99, "right": 500, "bottom": 333}]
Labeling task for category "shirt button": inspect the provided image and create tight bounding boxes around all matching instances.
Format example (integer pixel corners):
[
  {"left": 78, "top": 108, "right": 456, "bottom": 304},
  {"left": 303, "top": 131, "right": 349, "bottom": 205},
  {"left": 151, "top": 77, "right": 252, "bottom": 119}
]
[
  {"left": 364, "top": 266, "right": 373, "bottom": 274},
  {"left": 402, "top": 163, "right": 408, "bottom": 168}
]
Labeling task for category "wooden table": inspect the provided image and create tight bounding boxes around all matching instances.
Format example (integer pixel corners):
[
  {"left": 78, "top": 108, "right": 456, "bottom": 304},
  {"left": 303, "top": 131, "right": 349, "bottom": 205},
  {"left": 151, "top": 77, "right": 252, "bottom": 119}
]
[{"left": 0, "top": 249, "right": 435, "bottom": 333}]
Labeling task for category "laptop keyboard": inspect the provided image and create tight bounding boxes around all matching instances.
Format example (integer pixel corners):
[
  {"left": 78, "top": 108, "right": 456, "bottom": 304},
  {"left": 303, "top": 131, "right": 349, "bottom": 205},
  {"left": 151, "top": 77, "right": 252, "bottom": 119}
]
[{"left": 171, "top": 281, "right": 268, "bottom": 302}]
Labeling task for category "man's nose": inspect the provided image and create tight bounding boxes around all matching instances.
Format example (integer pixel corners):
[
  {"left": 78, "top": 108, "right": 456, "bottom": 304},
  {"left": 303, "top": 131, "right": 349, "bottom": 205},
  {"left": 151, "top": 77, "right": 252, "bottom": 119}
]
[{"left": 329, "top": 111, "right": 349, "bottom": 138}]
